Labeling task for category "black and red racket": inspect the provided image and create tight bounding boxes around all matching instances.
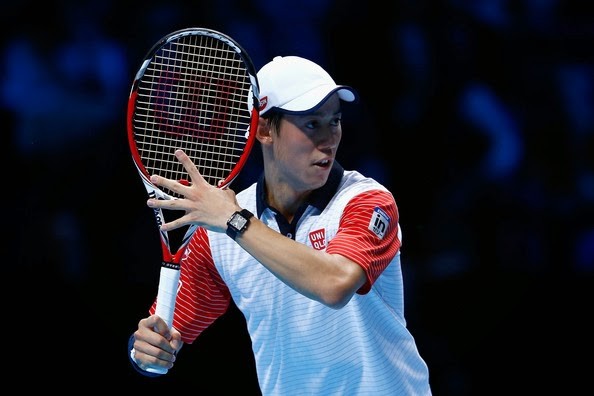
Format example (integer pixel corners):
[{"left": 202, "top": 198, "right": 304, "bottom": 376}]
[{"left": 127, "top": 27, "right": 259, "bottom": 373}]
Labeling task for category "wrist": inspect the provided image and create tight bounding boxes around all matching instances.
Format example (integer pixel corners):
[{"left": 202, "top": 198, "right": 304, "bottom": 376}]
[{"left": 226, "top": 209, "right": 254, "bottom": 240}]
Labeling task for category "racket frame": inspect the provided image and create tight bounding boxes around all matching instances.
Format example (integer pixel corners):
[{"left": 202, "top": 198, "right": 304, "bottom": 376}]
[{"left": 126, "top": 27, "right": 260, "bottom": 374}]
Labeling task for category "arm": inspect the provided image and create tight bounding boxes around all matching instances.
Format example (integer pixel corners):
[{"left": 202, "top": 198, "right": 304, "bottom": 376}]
[
  {"left": 146, "top": 150, "right": 396, "bottom": 309},
  {"left": 129, "top": 228, "right": 230, "bottom": 374},
  {"left": 234, "top": 219, "right": 366, "bottom": 308},
  {"left": 234, "top": 190, "right": 399, "bottom": 307}
]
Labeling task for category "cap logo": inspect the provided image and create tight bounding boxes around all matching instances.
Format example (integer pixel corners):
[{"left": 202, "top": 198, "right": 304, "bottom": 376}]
[{"left": 259, "top": 96, "right": 268, "bottom": 112}]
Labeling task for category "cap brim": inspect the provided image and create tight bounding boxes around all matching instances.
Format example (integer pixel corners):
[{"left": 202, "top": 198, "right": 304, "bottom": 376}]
[{"left": 276, "top": 85, "right": 357, "bottom": 115}]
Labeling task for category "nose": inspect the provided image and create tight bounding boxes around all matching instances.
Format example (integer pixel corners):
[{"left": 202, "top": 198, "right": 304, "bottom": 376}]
[{"left": 316, "top": 127, "right": 341, "bottom": 151}]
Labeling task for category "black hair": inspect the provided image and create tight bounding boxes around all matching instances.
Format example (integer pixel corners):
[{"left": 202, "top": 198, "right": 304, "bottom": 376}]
[{"left": 262, "top": 109, "right": 283, "bottom": 135}]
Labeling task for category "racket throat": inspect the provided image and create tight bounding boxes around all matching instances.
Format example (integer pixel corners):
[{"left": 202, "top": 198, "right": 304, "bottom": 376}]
[{"left": 161, "top": 261, "right": 181, "bottom": 270}]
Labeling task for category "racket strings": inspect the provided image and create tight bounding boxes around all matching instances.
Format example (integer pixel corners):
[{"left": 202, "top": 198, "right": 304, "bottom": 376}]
[{"left": 132, "top": 32, "right": 254, "bottom": 196}]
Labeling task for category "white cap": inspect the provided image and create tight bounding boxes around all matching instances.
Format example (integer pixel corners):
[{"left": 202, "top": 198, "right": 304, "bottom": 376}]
[{"left": 257, "top": 56, "right": 357, "bottom": 116}]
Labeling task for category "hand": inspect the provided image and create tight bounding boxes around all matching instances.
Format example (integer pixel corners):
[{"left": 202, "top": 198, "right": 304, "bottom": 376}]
[
  {"left": 147, "top": 149, "right": 240, "bottom": 232},
  {"left": 132, "top": 314, "right": 183, "bottom": 372}
]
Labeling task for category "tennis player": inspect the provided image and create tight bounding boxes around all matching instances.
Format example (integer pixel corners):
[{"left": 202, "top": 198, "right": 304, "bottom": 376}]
[{"left": 128, "top": 55, "right": 432, "bottom": 395}]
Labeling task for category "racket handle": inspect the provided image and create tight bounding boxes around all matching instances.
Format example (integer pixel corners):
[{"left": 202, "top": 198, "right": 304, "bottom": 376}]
[
  {"left": 146, "top": 265, "right": 181, "bottom": 375},
  {"left": 155, "top": 264, "right": 180, "bottom": 327},
  {"left": 146, "top": 366, "right": 169, "bottom": 375}
]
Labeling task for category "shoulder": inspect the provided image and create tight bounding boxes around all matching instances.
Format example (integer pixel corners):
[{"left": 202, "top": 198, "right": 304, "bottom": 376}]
[
  {"left": 338, "top": 171, "right": 398, "bottom": 227},
  {"left": 336, "top": 170, "right": 394, "bottom": 206},
  {"left": 340, "top": 170, "right": 389, "bottom": 192}
]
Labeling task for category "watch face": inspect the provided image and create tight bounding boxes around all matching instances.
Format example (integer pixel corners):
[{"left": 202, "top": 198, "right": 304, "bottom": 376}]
[{"left": 230, "top": 213, "right": 248, "bottom": 230}]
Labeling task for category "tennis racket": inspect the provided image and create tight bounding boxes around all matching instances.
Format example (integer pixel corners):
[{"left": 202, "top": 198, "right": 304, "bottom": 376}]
[{"left": 127, "top": 27, "right": 259, "bottom": 373}]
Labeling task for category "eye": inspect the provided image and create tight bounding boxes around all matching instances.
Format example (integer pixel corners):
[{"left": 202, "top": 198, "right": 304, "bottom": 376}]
[
  {"left": 330, "top": 117, "right": 342, "bottom": 127},
  {"left": 305, "top": 120, "right": 318, "bottom": 130}
]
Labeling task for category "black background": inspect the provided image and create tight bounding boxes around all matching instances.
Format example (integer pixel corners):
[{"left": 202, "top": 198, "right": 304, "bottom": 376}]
[{"left": 5, "top": 1, "right": 593, "bottom": 394}]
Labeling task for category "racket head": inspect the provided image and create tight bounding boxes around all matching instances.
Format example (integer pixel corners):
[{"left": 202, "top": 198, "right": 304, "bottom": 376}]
[{"left": 127, "top": 27, "right": 260, "bottom": 198}]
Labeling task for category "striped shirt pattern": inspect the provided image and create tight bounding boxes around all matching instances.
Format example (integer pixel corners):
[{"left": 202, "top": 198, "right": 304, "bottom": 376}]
[{"left": 150, "top": 169, "right": 431, "bottom": 395}]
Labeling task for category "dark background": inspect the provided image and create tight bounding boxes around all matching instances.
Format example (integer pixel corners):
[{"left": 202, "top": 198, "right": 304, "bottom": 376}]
[{"left": 4, "top": 0, "right": 593, "bottom": 394}]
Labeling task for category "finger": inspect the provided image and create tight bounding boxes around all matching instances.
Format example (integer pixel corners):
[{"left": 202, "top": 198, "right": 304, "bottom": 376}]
[
  {"left": 149, "top": 174, "right": 188, "bottom": 196},
  {"left": 174, "top": 149, "right": 207, "bottom": 185},
  {"left": 133, "top": 343, "right": 176, "bottom": 369},
  {"left": 152, "top": 314, "right": 172, "bottom": 341},
  {"left": 170, "top": 332, "right": 183, "bottom": 352},
  {"left": 135, "top": 316, "right": 176, "bottom": 354},
  {"left": 140, "top": 315, "right": 170, "bottom": 337},
  {"left": 159, "top": 216, "right": 188, "bottom": 232},
  {"left": 139, "top": 315, "right": 161, "bottom": 331},
  {"left": 147, "top": 196, "right": 186, "bottom": 211}
]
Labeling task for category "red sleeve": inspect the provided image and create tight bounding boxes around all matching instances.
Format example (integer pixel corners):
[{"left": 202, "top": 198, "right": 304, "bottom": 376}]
[
  {"left": 326, "top": 190, "right": 401, "bottom": 294},
  {"left": 149, "top": 227, "right": 231, "bottom": 344}
]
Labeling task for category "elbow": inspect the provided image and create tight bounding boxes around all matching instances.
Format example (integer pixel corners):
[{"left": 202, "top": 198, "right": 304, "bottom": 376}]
[
  {"left": 322, "top": 293, "right": 353, "bottom": 310},
  {"left": 310, "top": 258, "right": 368, "bottom": 309},
  {"left": 317, "top": 275, "right": 363, "bottom": 309}
]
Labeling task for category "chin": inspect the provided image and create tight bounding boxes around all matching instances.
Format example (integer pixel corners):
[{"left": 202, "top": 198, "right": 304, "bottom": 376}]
[{"left": 310, "top": 171, "right": 330, "bottom": 188}]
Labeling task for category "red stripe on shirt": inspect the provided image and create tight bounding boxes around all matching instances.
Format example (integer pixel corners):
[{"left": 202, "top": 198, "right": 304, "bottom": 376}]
[
  {"left": 326, "top": 189, "right": 400, "bottom": 294},
  {"left": 149, "top": 227, "right": 231, "bottom": 343}
]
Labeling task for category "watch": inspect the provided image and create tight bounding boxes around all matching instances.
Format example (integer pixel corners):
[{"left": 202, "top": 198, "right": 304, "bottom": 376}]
[{"left": 226, "top": 209, "right": 254, "bottom": 240}]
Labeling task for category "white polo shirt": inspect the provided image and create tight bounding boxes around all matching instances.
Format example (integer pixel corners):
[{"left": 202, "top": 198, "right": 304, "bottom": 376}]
[{"left": 155, "top": 163, "right": 431, "bottom": 395}]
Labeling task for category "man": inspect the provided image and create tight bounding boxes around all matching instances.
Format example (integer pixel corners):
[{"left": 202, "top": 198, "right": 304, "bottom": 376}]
[{"left": 129, "top": 55, "right": 432, "bottom": 395}]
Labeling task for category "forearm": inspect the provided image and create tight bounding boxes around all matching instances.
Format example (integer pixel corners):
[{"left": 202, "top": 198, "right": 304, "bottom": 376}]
[{"left": 234, "top": 218, "right": 366, "bottom": 308}]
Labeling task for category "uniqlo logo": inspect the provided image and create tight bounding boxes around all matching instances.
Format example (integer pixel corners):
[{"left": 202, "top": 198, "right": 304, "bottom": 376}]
[{"left": 309, "top": 228, "right": 326, "bottom": 250}]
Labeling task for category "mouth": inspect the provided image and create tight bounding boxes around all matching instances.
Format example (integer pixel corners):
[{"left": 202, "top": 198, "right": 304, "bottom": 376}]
[{"left": 314, "top": 159, "right": 332, "bottom": 168}]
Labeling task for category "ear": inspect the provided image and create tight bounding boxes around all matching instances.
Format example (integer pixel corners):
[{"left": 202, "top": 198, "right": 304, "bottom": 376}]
[{"left": 255, "top": 116, "right": 272, "bottom": 145}]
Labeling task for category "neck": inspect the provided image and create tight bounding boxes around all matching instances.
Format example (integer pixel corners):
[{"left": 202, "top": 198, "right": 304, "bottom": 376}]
[{"left": 263, "top": 176, "right": 310, "bottom": 221}]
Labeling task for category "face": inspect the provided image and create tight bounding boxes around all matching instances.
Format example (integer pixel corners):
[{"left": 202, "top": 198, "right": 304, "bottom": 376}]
[{"left": 266, "top": 94, "right": 343, "bottom": 193}]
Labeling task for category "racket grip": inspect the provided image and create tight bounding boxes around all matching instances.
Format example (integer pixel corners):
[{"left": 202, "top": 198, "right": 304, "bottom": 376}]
[
  {"left": 146, "top": 264, "right": 180, "bottom": 375},
  {"left": 146, "top": 366, "right": 169, "bottom": 375},
  {"left": 154, "top": 264, "right": 181, "bottom": 328}
]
